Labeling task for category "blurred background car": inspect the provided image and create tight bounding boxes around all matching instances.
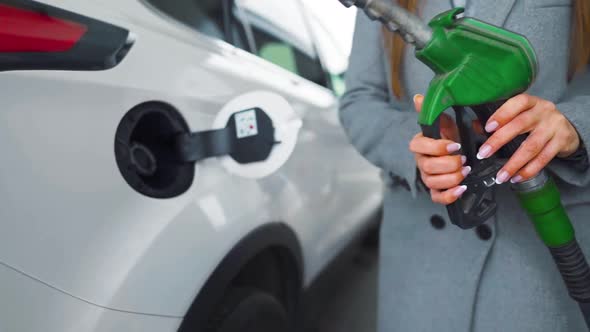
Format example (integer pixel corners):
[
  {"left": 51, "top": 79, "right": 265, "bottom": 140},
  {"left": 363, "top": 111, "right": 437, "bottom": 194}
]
[{"left": 0, "top": 0, "right": 380, "bottom": 331}]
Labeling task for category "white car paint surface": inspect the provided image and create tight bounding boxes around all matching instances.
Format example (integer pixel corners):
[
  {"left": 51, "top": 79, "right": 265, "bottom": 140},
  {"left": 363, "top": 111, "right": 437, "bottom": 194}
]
[{"left": 0, "top": 0, "right": 381, "bottom": 331}]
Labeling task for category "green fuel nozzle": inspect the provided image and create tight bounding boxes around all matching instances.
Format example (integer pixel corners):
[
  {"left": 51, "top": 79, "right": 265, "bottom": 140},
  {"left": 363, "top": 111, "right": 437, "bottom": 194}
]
[
  {"left": 417, "top": 8, "right": 538, "bottom": 229},
  {"left": 416, "top": 8, "right": 537, "bottom": 126},
  {"left": 339, "top": 0, "right": 433, "bottom": 47},
  {"left": 343, "top": 0, "right": 539, "bottom": 228},
  {"left": 341, "top": 2, "right": 537, "bottom": 124},
  {"left": 340, "top": 1, "right": 590, "bottom": 326}
]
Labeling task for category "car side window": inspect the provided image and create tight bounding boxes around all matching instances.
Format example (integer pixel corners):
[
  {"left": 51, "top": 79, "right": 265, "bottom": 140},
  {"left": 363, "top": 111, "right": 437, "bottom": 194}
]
[
  {"left": 237, "top": 0, "right": 329, "bottom": 88},
  {"left": 144, "top": 0, "right": 251, "bottom": 51}
]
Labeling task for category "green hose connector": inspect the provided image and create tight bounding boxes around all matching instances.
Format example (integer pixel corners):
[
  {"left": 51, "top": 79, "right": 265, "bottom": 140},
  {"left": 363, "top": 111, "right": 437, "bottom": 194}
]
[{"left": 516, "top": 178, "right": 575, "bottom": 248}]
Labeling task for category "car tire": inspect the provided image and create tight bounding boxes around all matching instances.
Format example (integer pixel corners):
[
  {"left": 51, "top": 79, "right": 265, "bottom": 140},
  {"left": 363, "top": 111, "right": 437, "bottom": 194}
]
[{"left": 208, "top": 287, "right": 289, "bottom": 332}]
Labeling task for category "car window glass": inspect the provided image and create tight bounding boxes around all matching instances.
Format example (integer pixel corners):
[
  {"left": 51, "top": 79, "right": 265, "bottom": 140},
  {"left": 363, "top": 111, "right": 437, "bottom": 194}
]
[
  {"left": 258, "top": 43, "right": 298, "bottom": 73},
  {"left": 237, "top": 0, "right": 329, "bottom": 88},
  {"left": 145, "top": 0, "right": 250, "bottom": 50}
]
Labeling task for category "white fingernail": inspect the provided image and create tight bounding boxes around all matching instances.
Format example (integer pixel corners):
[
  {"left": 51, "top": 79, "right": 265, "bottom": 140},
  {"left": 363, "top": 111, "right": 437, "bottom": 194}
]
[
  {"left": 461, "top": 155, "right": 467, "bottom": 164},
  {"left": 510, "top": 175, "right": 523, "bottom": 183},
  {"left": 462, "top": 166, "right": 472, "bottom": 177},
  {"left": 453, "top": 185, "right": 468, "bottom": 197},
  {"left": 447, "top": 143, "right": 462, "bottom": 153},
  {"left": 496, "top": 170, "right": 510, "bottom": 184},
  {"left": 477, "top": 144, "right": 492, "bottom": 160},
  {"left": 485, "top": 121, "right": 499, "bottom": 133}
]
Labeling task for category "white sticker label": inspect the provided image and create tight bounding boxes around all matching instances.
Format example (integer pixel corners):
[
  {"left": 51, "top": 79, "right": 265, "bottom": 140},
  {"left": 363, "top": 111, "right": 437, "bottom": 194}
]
[{"left": 235, "top": 109, "right": 258, "bottom": 139}]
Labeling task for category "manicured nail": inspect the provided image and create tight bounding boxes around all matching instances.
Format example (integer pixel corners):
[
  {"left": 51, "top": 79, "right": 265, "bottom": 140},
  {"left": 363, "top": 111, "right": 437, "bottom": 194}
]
[
  {"left": 447, "top": 143, "right": 462, "bottom": 153},
  {"left": 461, "top": 155, "right": 467, "bottom": 165},
  {"left": 453, "top": 185, "right": 468, "bottom": 197},
  {"left": 461, "top": 166, "right": 472, "bottom": 177},
  {"left": 496, "top": 170, "right": 510, "bottom": 184},
  {"left": 510, "top": 175, "right": 523, "bottom": 184},
  {"left": 477, "top": 144, "right": 492, "bottom": 160},
  {"left": 413, "top": 94, "right": 419, "bottom": 103},
  {"left": 485, "top": 121, "right": 499, "bottom": 133}
]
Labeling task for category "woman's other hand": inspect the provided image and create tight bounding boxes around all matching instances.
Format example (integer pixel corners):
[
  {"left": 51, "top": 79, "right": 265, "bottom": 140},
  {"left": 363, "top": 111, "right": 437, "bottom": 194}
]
[
  {"left": 478, "top": 94, "right": 580, "bottom": 184},
  {"left": 409, "top": 94, "right": 470, "bottom": 205}
]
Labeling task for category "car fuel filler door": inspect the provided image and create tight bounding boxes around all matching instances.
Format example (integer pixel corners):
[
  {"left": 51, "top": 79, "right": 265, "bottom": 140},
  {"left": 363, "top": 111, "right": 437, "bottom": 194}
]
[{"left": 115, "top": 91, "right": 302, "bottom": 198}]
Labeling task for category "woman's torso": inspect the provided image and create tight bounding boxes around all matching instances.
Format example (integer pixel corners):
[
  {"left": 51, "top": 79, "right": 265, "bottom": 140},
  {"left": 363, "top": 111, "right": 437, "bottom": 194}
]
[{"left": 377, "top": 1, "right": 590, "bottom": 331}]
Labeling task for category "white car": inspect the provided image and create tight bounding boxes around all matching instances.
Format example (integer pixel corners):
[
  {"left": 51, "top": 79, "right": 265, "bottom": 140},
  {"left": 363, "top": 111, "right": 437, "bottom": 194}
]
[{"left": 0, "top": 0, "right": 381, "bottom": 331}]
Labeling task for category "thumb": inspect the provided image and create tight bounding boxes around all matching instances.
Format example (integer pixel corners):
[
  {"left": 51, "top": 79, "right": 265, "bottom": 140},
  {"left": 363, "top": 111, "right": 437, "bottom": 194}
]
[{"left": 413, "top": 94, "right": 424, "bottom": 113}]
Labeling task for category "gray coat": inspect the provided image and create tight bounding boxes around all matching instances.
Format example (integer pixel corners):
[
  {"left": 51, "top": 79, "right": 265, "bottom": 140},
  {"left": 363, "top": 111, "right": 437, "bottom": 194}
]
[{"left": 340, "top": 0, "right": 590, "bottom": 331}]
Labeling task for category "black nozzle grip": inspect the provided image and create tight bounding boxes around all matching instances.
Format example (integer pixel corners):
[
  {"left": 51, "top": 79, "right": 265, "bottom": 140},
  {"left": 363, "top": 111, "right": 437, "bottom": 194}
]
[
  {"left": 421, "top": 121, "right": 477, "bottom": 229},
  {"left": 420, "top": 99, "right": 526, "bottom": 229}
]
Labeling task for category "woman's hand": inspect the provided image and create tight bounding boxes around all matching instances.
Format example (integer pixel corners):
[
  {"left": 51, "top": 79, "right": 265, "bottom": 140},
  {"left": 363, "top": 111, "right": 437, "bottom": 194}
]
[
  {"left": 478, "top": 94, "right": 580, "bottom": 184},
  {"left": 409, "top": 95, "right": 470, "bottom": 204}
]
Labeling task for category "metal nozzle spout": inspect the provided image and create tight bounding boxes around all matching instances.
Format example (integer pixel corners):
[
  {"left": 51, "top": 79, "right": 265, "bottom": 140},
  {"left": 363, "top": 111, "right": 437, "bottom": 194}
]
[
  {"left": 337, "top": 0, "right": 433, "bottom": 49},
  {"left": 338, "top": 0, "right": 358, "bottom": 8}
]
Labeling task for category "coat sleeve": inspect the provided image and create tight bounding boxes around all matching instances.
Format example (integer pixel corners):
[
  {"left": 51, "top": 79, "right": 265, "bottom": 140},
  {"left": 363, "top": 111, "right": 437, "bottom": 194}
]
[
  {"left": 548, "top": 67, "right": 590, "bottom": 187},
  {"left": 339, "top": 12, "right": 422, "bottom": 195}
]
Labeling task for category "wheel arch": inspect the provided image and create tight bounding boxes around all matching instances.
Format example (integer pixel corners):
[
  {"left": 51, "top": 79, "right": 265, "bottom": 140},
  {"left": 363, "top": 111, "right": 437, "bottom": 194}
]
[{"left": 177, "top": 222, "right": 303, "bottom": 331}]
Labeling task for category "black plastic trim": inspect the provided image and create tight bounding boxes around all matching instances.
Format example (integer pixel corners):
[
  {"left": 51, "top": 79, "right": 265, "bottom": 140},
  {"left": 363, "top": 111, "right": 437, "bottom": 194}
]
[
  {"left": 175, "top": 107, "right": 276, "bottom": 164},
  {"left": 115, "top": 102, "right": 195, "bottom": 199},
  {"left": 0, "top": 0, "right": 132, "bottom": 71},
  {"left": 178, "top": 222, "right": 303, "bottom": 332},
  {"left": 549, "top": 240, "right": 590, "bottom": 303}
]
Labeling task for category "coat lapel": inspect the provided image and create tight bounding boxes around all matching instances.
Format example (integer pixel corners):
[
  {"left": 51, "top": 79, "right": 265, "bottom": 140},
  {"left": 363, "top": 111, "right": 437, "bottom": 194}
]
[{"left": 471, "top": 0, "right": 518, "bottom": 27}]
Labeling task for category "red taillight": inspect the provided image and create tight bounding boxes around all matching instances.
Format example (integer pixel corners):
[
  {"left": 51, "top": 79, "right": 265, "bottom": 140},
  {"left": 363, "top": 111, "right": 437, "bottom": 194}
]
[
  {"left": 0, "top": 0, "right": 131, "bottom": 71},
  {"left": 0, "top": 3, "right": 87, "bottom": 53}
]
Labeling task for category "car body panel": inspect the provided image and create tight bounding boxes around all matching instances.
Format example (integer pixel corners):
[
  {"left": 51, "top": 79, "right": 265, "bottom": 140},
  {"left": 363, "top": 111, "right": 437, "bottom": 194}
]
[
  {"left": 0, "top": 0, "right": 381, "bottom": 319},
  {"left": 0, "top": 262, "right": 181, "bottom": 331}
]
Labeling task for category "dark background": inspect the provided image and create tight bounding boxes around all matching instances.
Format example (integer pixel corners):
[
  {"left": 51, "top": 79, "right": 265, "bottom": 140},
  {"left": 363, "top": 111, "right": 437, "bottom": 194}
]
[{"left": 303, "top": 229, "right": 379, "bottom": 332}]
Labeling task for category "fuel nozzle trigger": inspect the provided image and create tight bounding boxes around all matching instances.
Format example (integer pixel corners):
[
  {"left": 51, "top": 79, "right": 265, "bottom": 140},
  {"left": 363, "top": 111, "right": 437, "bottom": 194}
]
[
  {"left": 446, "top": 103, "right": 503, "bottom": 229},
  {"left": 428, "top": 101, "right": 529, "bottom": 230},
  {"left": 421, "top": 102, "right": 502, "bottom": 229}
]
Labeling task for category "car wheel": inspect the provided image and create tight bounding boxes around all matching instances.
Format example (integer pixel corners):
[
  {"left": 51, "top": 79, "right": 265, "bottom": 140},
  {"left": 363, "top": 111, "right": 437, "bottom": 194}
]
[{"left": 208, "top": 287, "right": 289, "bottom": 332}]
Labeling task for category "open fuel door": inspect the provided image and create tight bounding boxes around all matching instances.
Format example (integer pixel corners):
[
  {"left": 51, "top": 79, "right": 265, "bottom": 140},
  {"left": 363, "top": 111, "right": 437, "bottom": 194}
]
[
  {"left": 115, "top": 91, "right": 302, "bottom": 198},
  {"left": 0, "top": 0, "right": 133, "bottom": 71},
  {"left": 209, "top": 91, "right": 302, "bottom": 179}
]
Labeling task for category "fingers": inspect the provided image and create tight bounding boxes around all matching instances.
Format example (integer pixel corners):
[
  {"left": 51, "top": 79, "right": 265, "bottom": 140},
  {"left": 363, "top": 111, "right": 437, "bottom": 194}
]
[
  {"left": 416, "top": 154, "right": 466, "bottom": 175},
  {"left": 430, "top": 186, "right": 468, "bottom": 205},
  {"left": 477, "top": 110, "right": 539, "bottom": 160},
  {"left": 555, "top": 114, "right": 581, "bottom": 158},
  {"left": 412, "top": 93, "right": 468, "bottom": 205},
  {"left": 476, "top": 94, "right": 580, "bottom": 184},
  {"left": 410, "top": 134, "right": 462, "bottom": 157},
  {"left": 493, "top": 129, "right": 553, "bottom": 184},
  {"left": 421, "top": 166, "right": 471, "bottom": 190},
  {"left": 510, "top": 138, "right": 561, "bottom": 183},
  {"left": 484, "top": 94, "right": 540, "bottom": 133}
]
